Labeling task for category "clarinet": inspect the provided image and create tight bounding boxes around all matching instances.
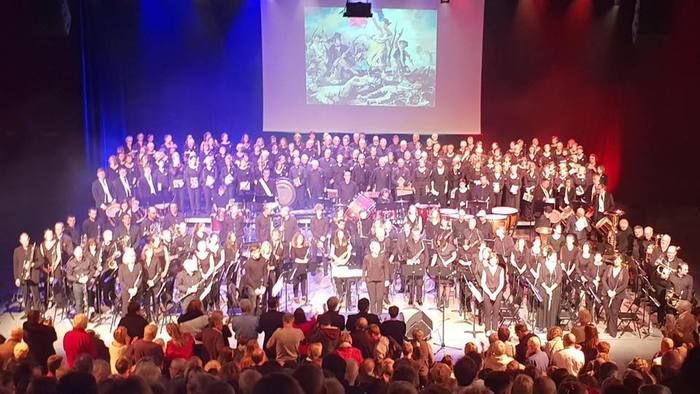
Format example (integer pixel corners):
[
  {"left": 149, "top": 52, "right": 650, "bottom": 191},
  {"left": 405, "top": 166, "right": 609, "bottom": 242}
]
[{"left": 128, "top": 268, "right": 143, "bottom": 303}]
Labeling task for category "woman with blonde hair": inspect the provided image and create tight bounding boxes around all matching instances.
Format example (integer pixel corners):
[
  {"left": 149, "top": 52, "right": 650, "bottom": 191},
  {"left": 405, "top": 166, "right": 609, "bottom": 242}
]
[
  {"left": 109, "top": 326, "right": 129, "bottom": 373},
  {"left": 165, "top": 323, "right": 194, "bottom": 367}
]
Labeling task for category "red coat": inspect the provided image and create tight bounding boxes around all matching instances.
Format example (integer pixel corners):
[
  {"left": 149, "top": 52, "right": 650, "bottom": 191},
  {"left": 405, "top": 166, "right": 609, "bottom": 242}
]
[
  {"left": 165, "top": 334, "right": 194, "bottom": 363},
  {"left": 63, "top": 328, "right": 97, "bottom": 368},
  {"left": 336, "top": 345, "right": 364, "bottom": 366}
]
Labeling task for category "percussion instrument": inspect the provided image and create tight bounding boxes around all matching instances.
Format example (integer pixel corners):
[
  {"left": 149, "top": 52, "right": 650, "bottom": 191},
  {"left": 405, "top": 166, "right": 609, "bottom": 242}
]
[
  {"left": 326, "top": 189, "right": 339, "bottom": 200},
  {"left": 345, "top": 194, "right": 376, "bottom": 221},
  {"left": 364, "top": 191, "right": 380, "bottom": 199},
  {"left": 484, "top": 214, "right": 508, "bottom": 234},
  {"left": 548, "top": 210, "right": 562, "bottom": 224},
  {"left": 105, "top": 203, "right": 121, "bottom": 218},
  {"left": 491, "top": 206, "right": 518, "bottom": 233},
  {"left": 415, "top": 204, "right": 439, "bottom": 221},
  {"left": 275, "top": 178, "right": 296, "bottom": 207},
  {"left": 396, "top": 187, "right": 414, "bottom": 198},
  {"left": 439, "top": 208, "right": 459, "bottom": 221},
  {"left": 154, "top": 203, "right": 170, "bottom": 216},
  {"left": 595, "top": 216, "right": 613, "bottom": 235}
]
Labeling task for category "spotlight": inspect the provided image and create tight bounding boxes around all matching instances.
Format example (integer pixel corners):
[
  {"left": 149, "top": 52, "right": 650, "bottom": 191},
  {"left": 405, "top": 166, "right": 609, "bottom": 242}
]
[{"left": 343, "top": 1, "right": 372, "bottom": 18}]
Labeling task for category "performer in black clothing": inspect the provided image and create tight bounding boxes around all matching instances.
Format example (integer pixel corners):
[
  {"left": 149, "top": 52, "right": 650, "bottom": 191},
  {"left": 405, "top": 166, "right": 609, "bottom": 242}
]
[
  {"left": 337, "top": 170, "right": 359, "bottom": 205},
  {"left": 537, "top": 249, "right": 562, "bottom": 330},
  {"left": 310, "top": 204, "right": 330, "bottom": 275},
  {"left": 330, "top": 228, "right": 353, "bottom": 308},
  {"left": 481, "top": 251, "right": 505, "bottom": 332},
  {"left": 117, "top": 248, "right": 143, "bottom": 316},
  {"left": 255, "top": 204, "right": 273, "bottom": 244},
  {"left": 81, "top": 208, "right": 100, "bottom": 241},
  {"left": 66, "top": 246, "right": 94, "bottom": 314},
  {"left": 404, "top": 229, "right": 427, "bottom": 306},
  {"left": 290, "top": 233, "right": 310, "bottom": 304},
  {"left": 241, "top": 244, "right": 267, "bottom": 314},
  {"left": 602, "top": 254, "right": 629, "bottom": 337},
  {"left": 13, "top": 233, "right": 41, "bottom": 314},
  {"left": 175, "top": 258, "right": 203, "bottom": 310},
  {"left": 431, "top": 237, "right": 456, "bottom": 308},
  {"left": 114, "top": 214, "right": 140, "bottom": 248},
  {"left": 39, "top": 229, "right": 64, "bottom": 309},
  {"left": 140, "top": 242, "right": 163, "bottom": 321},
  {"left": 362, "top": 240, "right": 390, "bottom": 315}
]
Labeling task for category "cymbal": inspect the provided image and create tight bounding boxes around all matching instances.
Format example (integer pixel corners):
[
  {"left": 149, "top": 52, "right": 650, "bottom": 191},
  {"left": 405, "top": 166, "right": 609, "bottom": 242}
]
[
  {"left": 535, "top": 226, "right": 553, "bottom": 235},
  {"left": 605, "top": 209, "right": 625, "bottom": 216}
]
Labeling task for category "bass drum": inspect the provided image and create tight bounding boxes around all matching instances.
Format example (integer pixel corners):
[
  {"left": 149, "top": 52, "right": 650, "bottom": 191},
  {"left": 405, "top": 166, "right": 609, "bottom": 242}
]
[{"left": 275, "top": 178, "right": 296, "bottom": 207}]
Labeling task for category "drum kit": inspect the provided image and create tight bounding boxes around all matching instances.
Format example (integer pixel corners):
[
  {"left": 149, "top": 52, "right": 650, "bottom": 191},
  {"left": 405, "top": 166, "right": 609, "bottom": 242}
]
[
  {"left": 275, "top": 178, "right": 296, "bottom": 207},
  {"left": 595, "top": 208, "right": 625, "bottom": 251}
]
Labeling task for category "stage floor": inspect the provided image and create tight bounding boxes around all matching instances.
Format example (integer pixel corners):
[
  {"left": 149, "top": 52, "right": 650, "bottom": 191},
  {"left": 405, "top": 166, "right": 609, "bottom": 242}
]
[{"left": 0, "top": 272, "right": 662, "bottom": 369}]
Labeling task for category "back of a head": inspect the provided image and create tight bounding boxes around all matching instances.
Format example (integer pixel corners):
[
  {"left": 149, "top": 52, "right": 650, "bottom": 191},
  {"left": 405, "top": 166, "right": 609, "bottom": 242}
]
[
  {"left": 392, "top": 365, "right": 419, "bottom": 387},
  {"left": 491, "top": 341, "right": 506, "bottom": 357},
  {"left": 92, "top": 359, "right": 111, "bottom": 383},
  {"left": 26, "top": 376, "right": 58, "bottom": 394},
  {"left": 133, "top": 359, "right": 163, "bottom": 386},
  {"left": 127, "top": 301, "right": 141, "bottom": 315},
  {"left": 484, "top": 371, "right": 512, "bottom": 394},
  {"left": 57, "top": 372, "right": 97, "bottom": 394},
  {"left": 386, "top": 381, "right": 418, "bottom": 394},
  {"left": 497, "top": 326, "right": 510, "bottom": 342},
  {"left": 453, "top": 357, "right": 478, "bottom": 387},
  {"left": 293, "top": 364, "right": 325, "bottom": 394},
  {"left": 186, "top": 371, "right": 220, "bottom": 394},
  {"left": 556, "top": 379, "right": 586, "bottom": 394},
  {"left": 597, "top": 362, "right": 619, "bottom": 382},
  {"left": 638, "top": 384, "right": 672, "bottom": 394},
  {"left": 563, "top": 333, "right": 576, "bottom": 347},
  {"left": 511, "top": 374, "right": 533, "bottom": 394},
  {"left": 358, "top": 298, "right": 370, "bottom": 312},
  {"left": 73, "top": 354, "right": 94, "bottom": 374},
  {"left": 73, "top": 314, "right": 88, "bottom": 330},
  {"left": 144, "top": 324, "right": 157, "bottom": 340},
  {"left": 239, "top": 368, "right": 262, "bottom": 394},
  {"left": 660, "top": 350, "right": 682, "bottom": 371},
  {"left": 268, "top": 297, "right": 279, "bottom": 311},
  {"left": 356, "top": 317, "right": 368, "bottom": 331},
  {"left": 326, "top": 297, "right": 339, "bottom": 312},
  {"left": 253, "top": 373, "right": 305, "bottom": 394},
  {"left": 97, "top": 376, "right": 152, "bottom": 394},
  {"left": 240, "top": 300, "right": 252, "bottom": 314},
  {"left": 533, "top": 376, "right": 556, "bottom": 394},
  {"left": 389, "top": 306, "right": 399, "bottom": 318},
  {"left": 322, "top": 353, "right": 347, "bottom": 381},
  {"left": 324, "top": 378, "right": 345, "bottom": 394},
  {"left": 282, "top": 313, "right": 295, "bottom": 325}
]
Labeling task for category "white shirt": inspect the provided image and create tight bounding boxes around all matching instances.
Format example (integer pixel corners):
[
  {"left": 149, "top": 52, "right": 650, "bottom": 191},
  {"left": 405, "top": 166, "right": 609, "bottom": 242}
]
[
  {"left": 100, "top": 178, "right": 113, "bottom": 202},
  {"left": 598, "top": 192, "right": 605, "bottom": 212},
  {"left": 145, "top": 175, "right": 156, "bottom": 194},
  {"left": 120, "top": 177, "right": 132, "bottom": 198},
  {"left": 551, "top": 346, "right": 585, "bottom": 376}
]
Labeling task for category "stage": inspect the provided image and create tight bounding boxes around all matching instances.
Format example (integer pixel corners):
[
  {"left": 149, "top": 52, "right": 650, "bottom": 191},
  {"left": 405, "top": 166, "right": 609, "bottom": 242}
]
[{"left": 1, "top": 270, "right": 662, "bottom": 369}]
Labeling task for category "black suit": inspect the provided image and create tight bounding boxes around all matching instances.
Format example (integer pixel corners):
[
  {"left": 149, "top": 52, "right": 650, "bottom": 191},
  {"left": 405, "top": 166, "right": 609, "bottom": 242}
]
[
  {"left": 346, "top": 311, "right": 380, "bottom": 332},
  {"left": 115, "top": 179, "right": 132, "bottom": 203},
  {"left": 13, "top": 245, "right": 41, "bottom": 312},
  {"left": 319, "top": 310, "right": 346, "bottom": 331},
  {"left": 22, "top": 321, "right": 57, "bottom": 373},
  {"left": 381, "top": 319, "right": 406, "bottom": 345},
  {"left": 92, "top": 179, "right": 114, "bottom": 207},
  {"left": 257, "top": 310, "right": 284, "bottom": 357}
]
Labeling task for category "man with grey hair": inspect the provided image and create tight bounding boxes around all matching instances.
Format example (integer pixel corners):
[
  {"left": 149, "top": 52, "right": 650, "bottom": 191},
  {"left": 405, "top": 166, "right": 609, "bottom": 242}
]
[
  {"left": 231, "top": 299, "right": 259, "bottom": 346},
  {"left": 117, "top": 247, "right": 142, "bottom": 316},
  {"left": 551, "top": 333, "right": 585, "bottom": 376},
  {"left": 239, "top": 369, "right": 262, "bottom": 394}
]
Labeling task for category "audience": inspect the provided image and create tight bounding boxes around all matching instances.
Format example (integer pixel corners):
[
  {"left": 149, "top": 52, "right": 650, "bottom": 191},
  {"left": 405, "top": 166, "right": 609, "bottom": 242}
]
[
  {"left": 381, "top": 306, "right": 407, "bottom": 347},
  {"left": 22, "top": 310, "right": 57, "bottom": 374},
  {"left": 0, "top": 294, "right": 696, "bottom": 394}
]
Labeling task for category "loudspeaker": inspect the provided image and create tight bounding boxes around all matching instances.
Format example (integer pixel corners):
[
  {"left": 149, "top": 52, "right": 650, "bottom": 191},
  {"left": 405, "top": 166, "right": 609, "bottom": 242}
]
[
  {"left": 343, "top": 2, "right": 372, "bottom": 18},
  {"left": 405, "top": 310, "right": 433, "bottom": 339}
]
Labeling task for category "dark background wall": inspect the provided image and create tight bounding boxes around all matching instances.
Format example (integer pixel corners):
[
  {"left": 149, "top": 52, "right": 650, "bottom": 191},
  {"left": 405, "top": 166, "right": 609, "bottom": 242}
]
[{"left": 1, "top": 0, "right": 699, "bottom": 297}]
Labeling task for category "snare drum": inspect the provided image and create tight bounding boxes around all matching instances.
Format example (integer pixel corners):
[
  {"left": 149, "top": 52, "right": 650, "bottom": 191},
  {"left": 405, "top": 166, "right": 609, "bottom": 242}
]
[
  {"left": 484, "top": 214, "right": 508, "bottom": 234},
  {"left": 439, "top": 208, "right": 459, "bottom": 221},
  {"left": 491, "top": 206, "right": 519, "bottom": 233},
  {"left": 595, "top": 216, "right": 613, "bottom": 234},
  {"left": 275, "top": 178, "right": 296, "bottom": 207},
  {"left": 415, "top": 204, "right": 439, "bottom": 221},
  {"left": 154, "top": 203, "right": 170, "bottom": 216},
  {"left": 105, "top": 203, "right": 121, "bottom": 219},
  {"left": 345, "top": 194, "right": 376, "bottom": 221}
]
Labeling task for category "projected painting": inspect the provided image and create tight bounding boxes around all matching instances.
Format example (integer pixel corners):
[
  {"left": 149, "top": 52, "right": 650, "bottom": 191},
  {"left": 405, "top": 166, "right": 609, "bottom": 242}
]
[{"left": 304, "top": 7, "right": 437, "bottom": 107}]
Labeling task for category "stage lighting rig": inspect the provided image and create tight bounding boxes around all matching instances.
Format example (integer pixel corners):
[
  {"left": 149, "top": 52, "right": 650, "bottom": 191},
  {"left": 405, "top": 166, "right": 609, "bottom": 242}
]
[{"left": 343, "top": 1, "right": 372, "bottom": 18}]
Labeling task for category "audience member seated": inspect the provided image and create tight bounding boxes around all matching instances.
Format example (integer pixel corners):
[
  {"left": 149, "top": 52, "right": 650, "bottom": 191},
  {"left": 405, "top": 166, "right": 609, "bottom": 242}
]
[{"left": 117, "top": 302, "right": 149, "bottom": 339}]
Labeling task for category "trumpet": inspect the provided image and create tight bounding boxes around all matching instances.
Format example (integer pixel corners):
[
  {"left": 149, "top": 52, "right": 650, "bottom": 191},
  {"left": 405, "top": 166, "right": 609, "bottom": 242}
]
[{"left": 655, "top": 258, "right": 676, "bottom": 280}]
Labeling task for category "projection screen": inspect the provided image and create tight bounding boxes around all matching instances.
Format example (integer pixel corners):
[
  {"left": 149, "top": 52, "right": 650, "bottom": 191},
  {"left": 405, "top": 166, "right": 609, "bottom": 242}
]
[{"left": 261, "top": 0, "right": 484, "bottom": 134}]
